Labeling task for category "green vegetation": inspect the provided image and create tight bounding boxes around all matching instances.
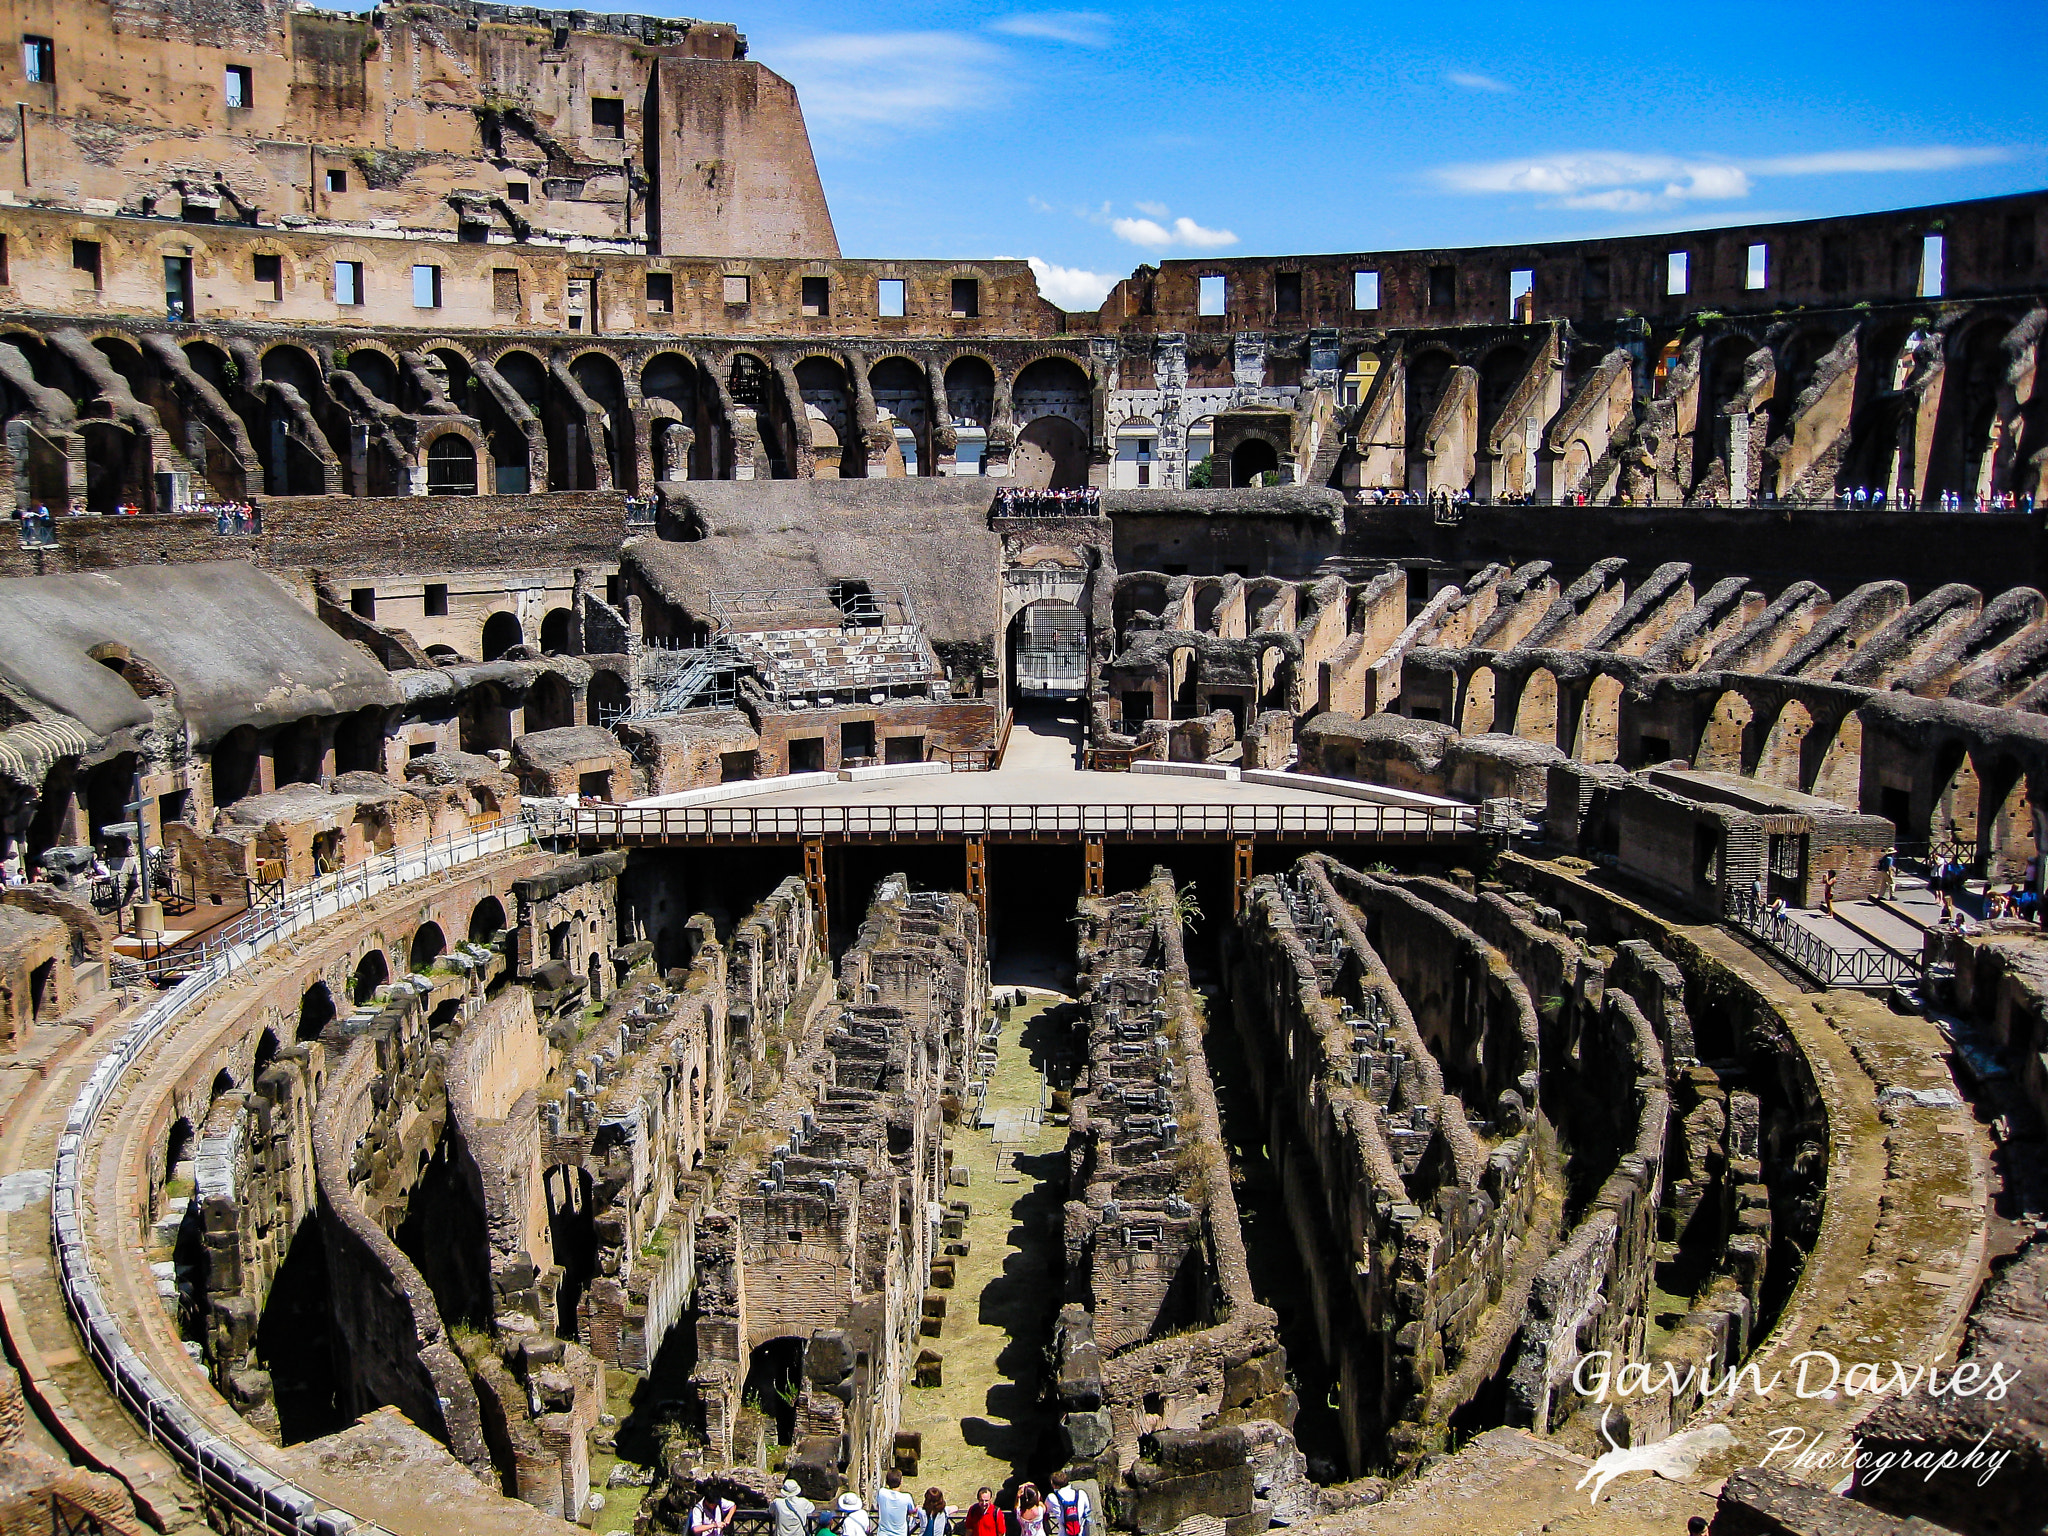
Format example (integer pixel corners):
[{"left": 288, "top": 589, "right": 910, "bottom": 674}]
[{"left": 1187, "top": 453, "right": 1216, "bottom": 488}]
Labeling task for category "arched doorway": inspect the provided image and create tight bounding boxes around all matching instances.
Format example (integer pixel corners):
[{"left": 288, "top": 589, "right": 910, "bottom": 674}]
[
  {"left": 468, "top": 896, "right": 507, "bottom": 945},
  {"left": 426, "top": 434, "right": 478, "bottom": 495},
  {"left": 1007, "top": 599, "right": 1087, "bottom": 699},
  {"left": 297, "top": 981, "right": 336, "bottom": 1043},
  {"left": 481, "top": 611, "right": 523, "bottom": 660},
  {"left": 351, "top": 949, "right": 389, "bottom": 1006},
  {"left": 1228, "top": 438, "right": 1280, "bottom": 488},
  {"left": 409, "top": 922, "right": 446, "bottom": 973}
]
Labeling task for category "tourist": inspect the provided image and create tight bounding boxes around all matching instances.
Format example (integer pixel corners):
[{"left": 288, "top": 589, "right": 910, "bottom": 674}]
[
  {"left": 1047, "top": 1472, "right": 1090, "bottom": 1536},
  {"left": 876, "top": 1469, "right": 916, "bottom": 1536},
  {"left": 1821, "top": 869, "right": 1836, "bottom": 917},
  {"left": 691, "top": 1486, "right": 736, "bottom": 1536},
  {"left": 1767, "top": 895, "right": 1788, "bottom": 938},
  {"left": 1689, "top": 1518, "right": 1710, "bottom": 1536},
  {"left": 773, "top": 1480, "right": 814, "bottom": 1536},
  {"left": 836, "top": 1494, "right": 872, "bottom": 1536},
  {"left": 963, "top": 1490, "right": 1005, "bottom": 1536},
  {"left": 1878, "top": 849, "right": 1896, "bottom": 900},
  {"left": 1939, "top": 889, "right": 1956, "bottom": 926},
  {"left": 1014, "top": 1485, "right": 1044, "bottom": 1536},
  {"left": 1, "top": 849, "right": 20, "bottom": 886},
  {"left": 919, "top": 1488, "right": 950, "bottom": 1536}
]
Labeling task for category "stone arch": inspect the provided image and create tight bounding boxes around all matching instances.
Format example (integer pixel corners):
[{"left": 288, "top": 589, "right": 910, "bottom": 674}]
[
  {"left": 569, "top": 350, "right": 633, "bottom": 491},
  {"left": 259, "top": 342, "right": 323, "bottom": 395},
  {"left": 794, "top": 354, "right": 860, "bottom": 479},
  {"left": 469, "top": 896, "right": 507, "bottom": 945},
  {"left": 539, "top": 609, "right": 575, "bottom": 656},
  {"left": 1696, "top": 691, "right": 1755, "bottom": 774},
  {"left": 1753, "top": 699, "right": 1813, "bottom": 791},
  {"left": 1806, "top": 710, "right": 1862, "bottom": 808},
  {"left": 1981, "top": 757, "right": 2034, "bottom": 883},
  {"left": 342, "top": 345, "right": 401, "bottom": 405},
  {"left": 297, "top": 980, "right": 337, "bottom": 1043},
  {"left": 351, "top": 948, "right": 389, "bottom": 1006},
  {"left": 528, "top": 670, "right": 575, "bottom": 731},
  {"left": 1459, "top": 666, "right": 1497, "bottom": 735},
  {"left": 1228, "top": 436, "right": 1280, "bottom": 489},
  {"left": 944, "top": 354, "right": 996, "bottom": 428},
  {"left": 408, "top": 922, "right": 447, "bottom": 973},
  {"left": 641, "top": 351, "right": 702, "bottom": 480},
  {"left": 1511, "top": 668, "right": 1559, "bottom": 748},
  {"left": 1012, "top": 355, "right": 1090, "bottom": 430},
  {"left": 1933, "top": 746, "right": 1982, "bottom": 855},
  {"left": 481, "top": 610, "right": 524, "bottom": 661},
  {"left": 869, "top": 355, "right": 933, "bottom": 477},
  {"left": 1573, "top": 672, "right": 1623, "bottom": 763}
]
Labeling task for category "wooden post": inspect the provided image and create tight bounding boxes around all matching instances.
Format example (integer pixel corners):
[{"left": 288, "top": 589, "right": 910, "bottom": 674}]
[
  {"left": 1232, "top": 837, "right": 1254, "bottom": 917},
  {"left": 964, "top": 835, "right": 987, "bottom": 924},
  {"left": 803, "top": 835, "right": 829, "bottom": 948},
  {"left": 1083, "top": 834, "right": 1105, "bottom": 898}
]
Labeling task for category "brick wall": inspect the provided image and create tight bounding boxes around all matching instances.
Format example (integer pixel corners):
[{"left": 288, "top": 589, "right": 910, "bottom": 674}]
[{"left": 0, "top": 492, "right": 627, "bottom": 580}]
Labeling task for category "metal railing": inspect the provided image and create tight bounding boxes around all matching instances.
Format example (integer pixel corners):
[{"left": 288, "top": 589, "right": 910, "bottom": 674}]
[
  {"left": 139, "top": 816, "right": 530, "bottom": 978},
  {"left": 1724, "top": 890, "right": 1919, "bottom": 989},
  {"left": 52, "top": 816, "right": 535, "bottom": 1536},
  {"left": 566, "top": 799, "right": 1483, "bottom": 841}
]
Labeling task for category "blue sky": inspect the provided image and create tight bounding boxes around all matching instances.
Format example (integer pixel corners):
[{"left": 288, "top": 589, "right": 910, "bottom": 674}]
[{"left": 684, "top": 1, "right": 2046, "bottom": 307}]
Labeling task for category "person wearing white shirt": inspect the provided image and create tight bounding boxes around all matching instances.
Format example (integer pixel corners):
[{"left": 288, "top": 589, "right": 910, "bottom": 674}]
[{"left": 876, "top": 1470, "right": 916, "bottom": 1536}]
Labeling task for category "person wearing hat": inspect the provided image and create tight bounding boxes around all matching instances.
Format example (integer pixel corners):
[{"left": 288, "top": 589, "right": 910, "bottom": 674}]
[
  {"left": 838, "top": 1492, "right": 873, "bottom": 1536},
  {"left": 774, "top": 1480, "right": 814, "bottom": 1536}
]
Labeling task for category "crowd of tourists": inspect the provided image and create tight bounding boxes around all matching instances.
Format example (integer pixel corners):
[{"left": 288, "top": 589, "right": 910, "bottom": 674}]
[
  {"left": 994, "top": 486, "right": 1102, "bottom": 516},
  {"left": 194, "top": 499, "right": 262, "bottom": 534},
  {"left": 624, "top": 492, "right": 660, "bottom": 523},
  {"left": 718, "top": 1467, "right": 1093, "bottom": 1536}
]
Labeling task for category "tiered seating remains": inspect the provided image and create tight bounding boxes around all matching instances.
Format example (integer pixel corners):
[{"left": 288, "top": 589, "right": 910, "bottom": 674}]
[{"left": 733, "top": 621, "right": 944, "bottom": 707}]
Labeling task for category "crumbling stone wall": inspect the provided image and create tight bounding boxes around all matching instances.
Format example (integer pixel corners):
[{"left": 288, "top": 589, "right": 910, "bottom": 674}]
[
  {"left": 1057, "top": 872, "right": 1308, "bottom": 1533},
  {"left": 1224, "top": 856, "right": 1547, "bottom": 1476}
]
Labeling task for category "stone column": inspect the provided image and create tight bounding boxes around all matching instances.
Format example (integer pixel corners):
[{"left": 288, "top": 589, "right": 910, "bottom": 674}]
[{"left": 985, "top": 371, "right": 1016, "bottom": 479}]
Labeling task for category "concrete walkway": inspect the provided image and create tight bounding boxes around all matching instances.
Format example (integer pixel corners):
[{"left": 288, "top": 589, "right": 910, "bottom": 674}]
[{"left": 895, "top": 989, "right": 1066, "bottom": 1500}]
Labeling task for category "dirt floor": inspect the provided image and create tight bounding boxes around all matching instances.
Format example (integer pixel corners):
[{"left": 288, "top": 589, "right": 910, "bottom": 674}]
[{"left": 893, "top": 988, "right": 1069, "bottom": 1503}]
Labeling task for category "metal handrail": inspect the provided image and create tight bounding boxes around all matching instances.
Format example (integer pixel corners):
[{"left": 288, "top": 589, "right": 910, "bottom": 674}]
[
  {"left": 53, "top": 815, "right": 535, "bottom": 1536},
  {"left": 140, "top": 814, "right": 524, "bottom": 978},
  {"left": 565, "top": 799, "right": 1483, "bottom": 841},
  {"left": 1723, "top": 890, "right": 1919, "bottom": 988}
]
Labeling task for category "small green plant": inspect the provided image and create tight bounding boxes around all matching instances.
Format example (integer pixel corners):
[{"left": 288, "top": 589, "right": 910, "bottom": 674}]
[
  {"left": 331, "top": 345, "right": 351, "bottom": 368},
  {"left": 1171, "top": 881, "right": 1203, "bottom": 933},
  {"left": 1187, "top": 453, "right": 1215, "bottom": 488},
  {"left": 1366, "top": 861, "right": 1396, "bottom": 876}
]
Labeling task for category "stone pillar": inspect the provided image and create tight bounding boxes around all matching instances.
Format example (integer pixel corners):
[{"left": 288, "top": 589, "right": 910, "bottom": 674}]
[
  {"left": 986, "top": 372, "right": 1016, "bottom": 479},
  {"left": 923, "top": 357, "right": 958, "bottom": 477}
]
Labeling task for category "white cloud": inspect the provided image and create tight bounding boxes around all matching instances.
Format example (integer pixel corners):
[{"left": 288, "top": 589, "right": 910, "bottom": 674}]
[
  {"left": 1134, "top": 200, "right": 1170, "bottom": 217},
  {"left": 770, "top": 31, "right": 1008, "bottom": 132},
  {"left": 1111, "top": 216, "right": 1174, "bottom": 247},
  {"left": 989, "top": 11, "right": 1112, "bottom": 46},
  {"left": 1171, "top": 215, "right": 1237, "bottom": 248},
  {"left": 1107, "top": 208, "right": 1239, "bottom": 249},
  {"left": 1447, "top": 71, "right": 1513, "bottom": 93},
  {"left": 1434, "top": 144, "right": 2011, "bottom": 212},
  {"left": 1028, "top": 257, "right": 1117, "bottom": 310}
]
